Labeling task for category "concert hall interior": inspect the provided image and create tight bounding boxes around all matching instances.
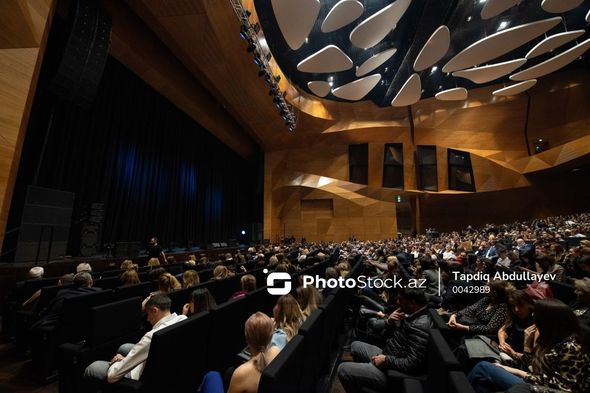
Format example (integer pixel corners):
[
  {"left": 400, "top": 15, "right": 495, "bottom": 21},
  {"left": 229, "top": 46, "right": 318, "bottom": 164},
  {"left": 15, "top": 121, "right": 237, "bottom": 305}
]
[{"left": 0, "top": 0, "right": 590, "bottom": 393}]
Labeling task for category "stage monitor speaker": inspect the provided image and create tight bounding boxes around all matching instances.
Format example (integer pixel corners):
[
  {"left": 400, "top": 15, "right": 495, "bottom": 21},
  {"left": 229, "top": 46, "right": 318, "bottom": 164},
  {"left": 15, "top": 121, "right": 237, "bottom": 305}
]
[
  {"left": 15, "top": 186, "right": 75, "bottom": 263},
  {"left": 50, "top": 0, "right": 112, "bottom": 107}
]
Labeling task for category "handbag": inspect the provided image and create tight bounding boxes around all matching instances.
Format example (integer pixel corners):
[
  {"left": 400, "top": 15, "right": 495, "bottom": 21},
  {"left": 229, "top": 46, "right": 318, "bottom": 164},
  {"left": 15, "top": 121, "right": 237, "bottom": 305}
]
[{"left": 524, "top": 281, "right": 553, "bottom": 300}]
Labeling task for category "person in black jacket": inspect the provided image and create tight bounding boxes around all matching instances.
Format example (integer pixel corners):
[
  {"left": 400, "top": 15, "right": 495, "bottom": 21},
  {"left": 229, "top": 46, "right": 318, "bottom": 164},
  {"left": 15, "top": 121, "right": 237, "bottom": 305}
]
[{"left": 337, "top": 288, "right": 432, "bottom": 393}]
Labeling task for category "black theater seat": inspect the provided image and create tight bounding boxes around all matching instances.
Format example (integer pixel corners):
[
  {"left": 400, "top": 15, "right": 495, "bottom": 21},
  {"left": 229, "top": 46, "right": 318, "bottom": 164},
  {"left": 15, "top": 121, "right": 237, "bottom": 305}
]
[
  {"left": 548, "top": 281, "right": 576, "bottom": 304},
  {"left": 167, "top": 287, "right": 192, "bottom": 314},
  {"left": 212, "top": 275, "right": 240, "bottom": 303},
  {"left": 115, "top": 282, "right": 153, "bottom": 301},
  {"left": 299, "top": 309, "right": 324, "bottom": 393},
  {"left": 259, "top": 335, "right": 305, "bottom": 393},
  {"left": 94, "top": 276, "right": 122, "bottom": 289},
  {"left": 58, "top": 297, "right": 144, "bottom": 393},
  {"left": 449, "top": 371, "right": 476, "bottom": 393},
  {"left": 208, "top": 297, "right": 251, "bottom": 371}
]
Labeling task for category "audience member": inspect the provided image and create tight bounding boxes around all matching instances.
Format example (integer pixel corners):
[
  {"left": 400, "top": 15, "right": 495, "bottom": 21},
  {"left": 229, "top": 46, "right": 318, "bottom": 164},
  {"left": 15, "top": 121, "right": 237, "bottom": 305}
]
[
  {"left": 76, "top": 263, "right": 92, "bottom": 273},
  {"left": 182, "top": 288, "right": 217, "bottom": 317},
  {"left": 296, "top": 284, "right": 323, "bottom": 319},
  {"left": 272, "top": 294, "right": 304, "bottom": 349},
  {"left": 142, "top": 273, "right": 181, "bottom": 310},
  {"left": 120, "top": 270, "right": 140, "bottom": 286},
  {"left": 182, "top": 270, "right": 200, "bottom": 288},
  {"left": 82, "top": 294, "right": 185, "bottom": 390},
  {"left": 230, "top": 274, "right": 256, "bottom": 300}
]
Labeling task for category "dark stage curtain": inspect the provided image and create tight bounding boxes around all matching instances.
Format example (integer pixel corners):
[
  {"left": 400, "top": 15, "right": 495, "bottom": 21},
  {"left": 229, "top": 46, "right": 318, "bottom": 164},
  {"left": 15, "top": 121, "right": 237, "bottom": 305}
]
[{"left": 4, "top": 56, "right": 261, "bottom": 256}]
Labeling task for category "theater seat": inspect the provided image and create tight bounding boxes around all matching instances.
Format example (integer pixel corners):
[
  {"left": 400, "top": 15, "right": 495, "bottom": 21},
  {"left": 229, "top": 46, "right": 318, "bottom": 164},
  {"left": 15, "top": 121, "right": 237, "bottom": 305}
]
[
  {"left": 299, "top": 309, "right": 324, "bottom": 393},
  {"left": 548, "top": 281, "right": 575, "bottom": 304},
  {"left": 259, "top": 335, "right": 305, "bottom": 393},
  {"left": 449, "top": 371, "right": 476, "bottom": 393},
  {"left": 114, "top": 282, "right": 153, "bottom": 301}
]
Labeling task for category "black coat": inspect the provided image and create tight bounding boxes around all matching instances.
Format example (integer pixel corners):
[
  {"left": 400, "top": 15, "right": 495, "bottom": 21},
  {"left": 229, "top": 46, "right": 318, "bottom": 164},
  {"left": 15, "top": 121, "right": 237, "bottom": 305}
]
[{"left": 383, "top": 307, "right": 432, "bottom": 373}]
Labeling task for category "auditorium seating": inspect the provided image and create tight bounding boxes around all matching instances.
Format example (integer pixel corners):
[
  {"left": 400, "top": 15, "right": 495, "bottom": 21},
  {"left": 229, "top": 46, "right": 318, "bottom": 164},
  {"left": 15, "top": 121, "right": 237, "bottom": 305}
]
[
  {"left": 298, "top": 309, "right": 325, "bottom": 393},
  {"left": 258, "top": 335, "right": 305, "bottom": 393},
  {"left": 548, "top": 281, "right": 576, "bottom": 304},
  {"left": 58, "top": 297, "right": 144, "bottom": 393}
]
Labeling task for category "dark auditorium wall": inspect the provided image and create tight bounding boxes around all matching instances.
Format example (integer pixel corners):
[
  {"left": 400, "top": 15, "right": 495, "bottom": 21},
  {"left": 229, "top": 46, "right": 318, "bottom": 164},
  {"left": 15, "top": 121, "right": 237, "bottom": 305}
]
[
  {"left": 3, "top": 47, "right": 261, "bottom": 257},
  {"left": 419, "top": 165, "right": 590, "bottom": 232}
]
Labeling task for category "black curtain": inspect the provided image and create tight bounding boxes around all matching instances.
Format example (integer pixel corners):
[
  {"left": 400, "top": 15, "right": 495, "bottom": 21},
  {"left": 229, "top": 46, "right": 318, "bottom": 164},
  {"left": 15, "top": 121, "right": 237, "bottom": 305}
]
[{"left": 4, "top": 32, "right": 261, "bottom": 256}]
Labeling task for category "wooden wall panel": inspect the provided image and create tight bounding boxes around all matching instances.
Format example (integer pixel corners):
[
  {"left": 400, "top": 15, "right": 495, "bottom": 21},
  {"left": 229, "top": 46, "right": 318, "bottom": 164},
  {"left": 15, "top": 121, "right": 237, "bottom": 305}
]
[{"left": 0, "top": 0, "right": 55, "bottom": 250}]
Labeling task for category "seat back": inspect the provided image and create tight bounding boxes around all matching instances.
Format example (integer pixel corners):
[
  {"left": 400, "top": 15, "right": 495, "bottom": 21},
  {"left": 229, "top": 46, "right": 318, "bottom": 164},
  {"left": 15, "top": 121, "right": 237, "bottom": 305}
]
[
  {"left": 259, "top": 335, "right": 305, "bottom": 393},
  {"left": 141, "top": 311, "right": 211, "bottom": 392},
  {"left": 298, "top": 309, "right": 324, "bottom": 393},
  {"left": 35, "top": 284, "right": 73, "bottom": 315},
  {"left": 87, "top": 296, "right": 143, "bottom": 347},
  {"left": 59, "top": 290, "right": 114, "bottom": 343},
  {"left": 208, "top": 297, "right": 251, "bottom": 370},
  {"left": 93, "top": 277, "right": 121, "bottom": 289},
  {"left": 548, "top": 281, "right": 575, "bottom": 304},
  {"left": 425, "top": 329, "right": 462, "bottom": 393},
  {"left": 448, "top": 371, "right": 476, "bottom": 393},
  {"left": 114, "top": 282, "right": 153, "bottom": 300},
  {"left": 167, "top": 287, "right": 192, "bottom": 314},
  {"left": 246, "top": 287, "right": 275, "bottom": 316},
  {"left": 212, "top": 275, "right": 240, "bottom": 303}
]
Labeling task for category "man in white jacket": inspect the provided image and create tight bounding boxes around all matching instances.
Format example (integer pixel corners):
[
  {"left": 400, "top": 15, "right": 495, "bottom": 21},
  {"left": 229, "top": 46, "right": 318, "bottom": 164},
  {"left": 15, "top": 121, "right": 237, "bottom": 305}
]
[{"left": 82, "top": 294, "right": 186, "bottom": 390}]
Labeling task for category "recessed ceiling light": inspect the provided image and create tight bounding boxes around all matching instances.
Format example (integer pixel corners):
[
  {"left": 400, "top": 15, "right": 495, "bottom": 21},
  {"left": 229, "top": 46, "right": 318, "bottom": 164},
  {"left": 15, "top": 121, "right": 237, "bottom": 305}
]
[
  {"left": 498, "top": 21, "right": 509, "bottom": 30},
  {"left": 479, "top": 0, "right": 486, "bottom": 3},
  {"left": 431, "top": 66, "right": 438, "bottom": 72},
  {"left": 305, "top": 37, "right": 309, "bottom": 44},
  {"left": 467, "top": 16, "right": 472, "bottom": 22}
]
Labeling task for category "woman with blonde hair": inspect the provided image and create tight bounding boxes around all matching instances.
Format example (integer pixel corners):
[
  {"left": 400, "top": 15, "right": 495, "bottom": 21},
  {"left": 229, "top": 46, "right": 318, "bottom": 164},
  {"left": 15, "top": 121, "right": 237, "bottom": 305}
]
[
  {"left": 142, "top": 272, "right": 181, "bottom": 310},
  {"left": 272, "top": 294, "right": 304, "bottom": 349},
  {"left": 296, "top": 283, "right": 323, "bottom": 319},
  {"left": 213, "top": 265, "right": 230, "bottom": 280},
  {"left": 147, "top": 257, "right": 160, "bottom": 268},
  {"left": 120, "top": 269, "right": 140, "bottom": 286},
  {"left": 120, "top": 259, "right": 135, "bottom": 271},
  {"left": 182, "top": 270, "right": 200, "bottom": 288},
  {"left": 227, "top": 312, "right": 280, "bottom": 393}
]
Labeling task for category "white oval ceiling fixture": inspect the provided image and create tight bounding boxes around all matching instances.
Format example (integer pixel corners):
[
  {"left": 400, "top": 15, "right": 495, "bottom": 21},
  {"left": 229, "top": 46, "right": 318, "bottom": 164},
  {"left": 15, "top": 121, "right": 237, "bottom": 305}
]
[
  {"left": 321, "top": 0, "right": 364, "bottom": 33},
  {"left": 541, "top": 0, "right": 583, "bottom": 14},
  {"left": 442, "top": 17, "right": 562, "bottom": 73},
  {"left": 413, "top": 25, "right": 450, "bottom": 72},
  {"left": 332, "top": 74, "right": 382, "bottom": 101},
  {"left": 511, "top": 38, "right": 590, "bottom": 81},
  {"left": 391, "top": 73, "right": 421, "bottom": 107},
  {"left": 350, "top": 0, "right": 412, "bottom": 49},
  {"left": 297, "top": 45, "right": 354, "bottom": 73},
  {"left": 356, "top": 48, "right": 397, "bottom": 77},
  {"left": 307, "top": 81, "right": 332, "bottom": 97},
  {"left": 271, "top": 0, "right": 320, "bottom": 50},
  {"left": 452, "top": 58, "right": 527, "bottom": 84},
  {"left": 493, "top": 80, "right": 537, "bottom": 96},
  {"left": 435, "top": 87, "right": 468, "bottom": 101},
  {"left": 481, "top": 0, "right": 520, "bottom": 20},
  {"left": 526, "top": 30, "right": 585, "bottom": 59},
  {"left": 586, "top": 10, "right": 590, "bottom": 23}
]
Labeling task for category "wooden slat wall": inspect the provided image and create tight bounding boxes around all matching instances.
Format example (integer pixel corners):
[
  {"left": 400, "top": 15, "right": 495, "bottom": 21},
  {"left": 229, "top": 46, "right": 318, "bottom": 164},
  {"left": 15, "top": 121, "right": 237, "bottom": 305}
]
[{"left": 0, "top": 0, "right": 56, "bottom": 250}]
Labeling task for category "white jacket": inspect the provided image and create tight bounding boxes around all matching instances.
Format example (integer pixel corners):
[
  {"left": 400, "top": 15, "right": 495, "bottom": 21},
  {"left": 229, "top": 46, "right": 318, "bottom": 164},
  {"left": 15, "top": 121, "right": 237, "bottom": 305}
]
[{"left": 107, "top": 313, "right": 187, "bottom": 382}]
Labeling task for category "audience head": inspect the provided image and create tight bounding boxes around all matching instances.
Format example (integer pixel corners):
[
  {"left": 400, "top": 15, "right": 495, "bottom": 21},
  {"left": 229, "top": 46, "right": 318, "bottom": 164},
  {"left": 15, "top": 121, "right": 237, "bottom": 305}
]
[
  {"left": 182, "top": 270, "right": 200, "bottom": 288},
  {"left": 325, "top": 267, "right": 338, "bottom": 280},
  {"left": 149, "top": 267, "right": 166, "bottom": 281},
  {"left": 244, "top": 312, "right": 275, "bottom": 372},
  {"left": 120, "top": 259, "right": 134, "bottom": 271},
  {"left": 296, "top": 284, "right": 323, "bottom": 318},
  {"left": 76, "top": 262, "right": 92, "bottom": 273},
  {"left": 58, "top": 273, "right": 74, "bottom": 286},
  {"left": 188, "top": 288, "right": 217, "bottom": 314},
  {"left": 120, "top": 269, "right": 140, "bottom": 286},
  {"left": 73, "top": 272, "right": 93, "bottom": 288},
  {"left": 28, "top": 266, "right": 44, "bottom": 279},
  {"left": 145, "top": 294, "right": 172, "bottom": 326},
  {"left": 275, "top": 263, "right": 289, "bottom": 273},
  {"left": 507, "top": 290, "right": 534, "bottom": 323},
  {"left": 240, "top": 274, "right": 257, "bottom": 293},
  {"left": 397, "top": 288, "right": 427, "bottom": 314},
  {"left": 273, "top": 294, "right": 304, "bottom": 340},
  {"left": 269, "top": 255, "right": 279, "bottom": 267},
  {"left": 213, "top": 265, "right": 229, "bottom": 280},
  {"left": 487, "top": 280, "right": 514, "bottom": 303},
  {"left": 158, "top": 272, "right": 181, "bottom": 293},
  {"left": 166, "top": 256, "right": 176, "bottom": 264},
  {"left": 535, "top": 253, "right": 556, "bottom": 272},
  {"left": 148, "top": 258, "right": 160, "bottom": 267}
]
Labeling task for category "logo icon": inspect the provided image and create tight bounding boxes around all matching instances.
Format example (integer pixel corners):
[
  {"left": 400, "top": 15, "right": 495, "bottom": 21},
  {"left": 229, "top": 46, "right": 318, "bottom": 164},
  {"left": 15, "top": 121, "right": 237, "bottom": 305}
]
[{"left": 265, "top": 269, "right": 291, "bottom": 295}]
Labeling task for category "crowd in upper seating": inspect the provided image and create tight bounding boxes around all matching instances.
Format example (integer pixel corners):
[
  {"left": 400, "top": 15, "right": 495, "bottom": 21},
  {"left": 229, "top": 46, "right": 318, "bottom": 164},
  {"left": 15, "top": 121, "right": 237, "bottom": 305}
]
[{"left": 5, "top": 212, "right": 590, "bottom": 393}]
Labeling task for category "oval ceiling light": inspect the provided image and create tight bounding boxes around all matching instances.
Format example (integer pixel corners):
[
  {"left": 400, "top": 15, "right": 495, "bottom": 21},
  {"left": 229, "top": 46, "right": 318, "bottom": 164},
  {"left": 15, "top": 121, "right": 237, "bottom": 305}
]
[
  {"left": 321, "top": 0, "right": 364, "bottom": 33},
  {"left": 435, "top": 87, "right": 468, "bottom": 101},
  {"left": 480, "top": 0, "right": 520, "bottom": 20},
  {"left": 413, "top": 25, "right": 450, "bottom": 72},
  {"left": 586, "top": 9, "right": 590, "bottom": 23},
  {"left": 332, "top": 74, "right": 382, "bottom": 101},
  {"left": 526, "top": 30, "right": 585, "bottom": 59},
  {"left": 452, "top": 58, "right": 527, "bottom": 83},
  {"left": 271, "top": 0, "right": 320, "bottom": 50},
  {"left": 307, "top": 81, "right": 332, "bottom": 97},
  {"left": 442, "top": 17, "right": 562, "bottom": 73},
  {"left": 356, "top": 48, "right": 397, "bottom": 77},
  {"left": 541, "top": 0, "right": 583, "bottom": 14},
  {"left": 511, "top": 38, "right": 590, "bottom": 81},
  {"left": 391, "top": 73, "right": 421, "bottom": 107},
  {"left": 350, "top": 0, "right": 412, "bottom": 49},
  {"left": 297, "top": 45, "right": 354, "bottom": 73},
  {"left": 493, "top": 80, "right": 537, "bottom": 96}
]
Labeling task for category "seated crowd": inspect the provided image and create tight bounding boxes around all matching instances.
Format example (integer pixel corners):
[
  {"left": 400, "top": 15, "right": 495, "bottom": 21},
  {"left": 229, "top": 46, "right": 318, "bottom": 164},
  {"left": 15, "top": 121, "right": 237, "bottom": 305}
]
[{"left": 5, "top": 212, "right": 590, "bottom": 393}]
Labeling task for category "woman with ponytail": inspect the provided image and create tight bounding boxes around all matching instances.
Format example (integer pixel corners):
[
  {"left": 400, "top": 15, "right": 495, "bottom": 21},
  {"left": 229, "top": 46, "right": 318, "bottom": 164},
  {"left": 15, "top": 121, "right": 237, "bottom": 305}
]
[
  {"left": 141, "top": 273, "right": 181, "bottom": 310},
  {"left": 226, "top": 312, "right": 280, "bottom": 393}
]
